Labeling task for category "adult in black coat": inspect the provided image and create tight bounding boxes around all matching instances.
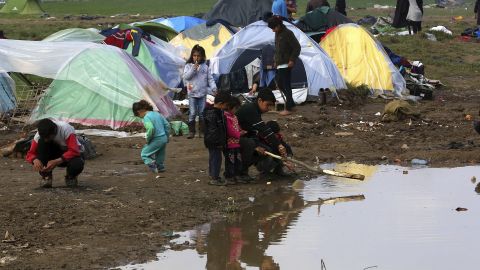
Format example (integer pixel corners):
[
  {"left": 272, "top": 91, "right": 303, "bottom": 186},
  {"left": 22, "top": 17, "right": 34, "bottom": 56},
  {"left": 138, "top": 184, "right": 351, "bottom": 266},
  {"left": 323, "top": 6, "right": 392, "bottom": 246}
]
[
  {"left": 475, "top": 0, "right": 480, "bottom": 26},
  {"left": 392, "top": 0, "right": 423, "bottom": 28},
  {"left": 335, "top": 0, "right": 347, "bottom": 16}
]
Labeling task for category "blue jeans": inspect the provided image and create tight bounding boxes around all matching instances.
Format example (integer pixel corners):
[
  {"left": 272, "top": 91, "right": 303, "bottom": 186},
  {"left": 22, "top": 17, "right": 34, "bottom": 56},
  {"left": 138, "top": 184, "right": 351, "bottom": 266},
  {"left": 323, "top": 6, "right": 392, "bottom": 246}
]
[
  {"left": 141, "top": 135, "right": 168, "bottom": 170},
  {"left": 189, "top": 96, "right": 206, "bottom": 122},
  {"left": 208, "top": 147, "right": 222, "bottom": 179}
]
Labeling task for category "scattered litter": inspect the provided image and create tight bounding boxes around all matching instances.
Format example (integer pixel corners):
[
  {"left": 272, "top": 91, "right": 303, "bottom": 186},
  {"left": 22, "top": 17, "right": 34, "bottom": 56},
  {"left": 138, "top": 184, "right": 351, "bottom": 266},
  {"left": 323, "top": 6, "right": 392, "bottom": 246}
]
[
  {"left": 334, "top": 132, "right": 354, "bottom": 136},
  {"left": 194, "top": 179, "right": 200, "bottom": 182},
  {"left": 78, "top": 129, "right": 145, "bottom": 138},
  {"left": 381, "top": 156, "right": 388, "bottom": 160},
  {"left": 0, "top": 256, "right": 17, "bottom": 265},
  {"left": 411, "top": 159, "right": 429, "bottom": 165},
  {"left": 471, "top": 176, "right": 477, "bottom": 184},
  {"left": 425, "top": 33, "right": 437, "bottom": 41},
  {"left": 2, "top": 231, "right": 15, "bottom": 243},
  {"left": 227, "top": 197, "right": 234, "bottom": 201},
  {"left": 35, "top": 249, "right": 44, "bottom": 254},
  {"left": 373, "top": 4, "right": 392, "bottom": 9},
  {"left": 455, "top": 207, "right": 468, "bottom": 212},
  {"left": 248, "top": 197, "right": 255, "bottom": 203},
  {"left": 155, "top": 175, "right": 161, "bottom": 179},
  {"left": 401, "top": 144, "right": 409, "bottom": 150},
  {"left": 102, "top": 186, "right": 117, "bottom": 192},
  {"left": 375, "top": 112, "right": 381, "bottom": 116},
  {"left": 429, "top": 26, "right": 453, "bottom": 35},
  {"left": 266, "top": 182, "right": 272, "bottom": 185},
  {"left": 148, "top": 200, "right": 154, "bottom": 204}
]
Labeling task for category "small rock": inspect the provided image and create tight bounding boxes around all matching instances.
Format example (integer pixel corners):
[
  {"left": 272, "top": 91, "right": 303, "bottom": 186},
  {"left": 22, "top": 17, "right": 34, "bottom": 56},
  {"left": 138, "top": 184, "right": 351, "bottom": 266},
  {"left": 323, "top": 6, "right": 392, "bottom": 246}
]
[
  {"left": 471, "top": 176, "right": 477, "bottom": 184},
  {"left": 401, "top": 144, "right": 409, "bottom": 150},
  {"left": 381, "top": 156, "right": 388, "bottom": 160},
  {"left": 455, "top": 207, "right": 468, "bottom": 212}
]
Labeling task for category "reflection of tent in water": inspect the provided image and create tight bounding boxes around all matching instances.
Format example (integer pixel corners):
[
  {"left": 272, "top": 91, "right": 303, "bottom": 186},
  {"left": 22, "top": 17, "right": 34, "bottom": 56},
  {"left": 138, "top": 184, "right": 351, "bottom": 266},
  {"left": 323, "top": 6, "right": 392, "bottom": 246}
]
[
  {"left": 169, "top": 22, "right": 236, "bottom": 59},
  {"left": 210, "top": 21, "right": 346, "bottom": 95},
  {"left": 334, "top": 162, "right": 378, "bottom": 180},
  {"left": 0, "top": 0, "right": 44, "bottom": 14},
  {"left": 0, "top": 73, "right": 16, "bottom": 114},
  {"left": 203, "top": 0, "right": 273, "bottom": 27},
  {"left": 0, "top": 40, "right": 178, "bottom": 129},
  {"left": 320, "top": 24, "right": 406, "bottom": 96},
  {"left": 42, "top": 28, "right": 105, "bottom": 43}
]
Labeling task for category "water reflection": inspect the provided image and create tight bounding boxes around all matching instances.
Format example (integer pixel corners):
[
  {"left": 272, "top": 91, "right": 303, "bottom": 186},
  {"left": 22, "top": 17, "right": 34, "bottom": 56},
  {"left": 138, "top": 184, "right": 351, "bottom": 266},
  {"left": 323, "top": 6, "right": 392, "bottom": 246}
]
[{"left": 120, "top": 165, "right": 480, "bottom": 270}]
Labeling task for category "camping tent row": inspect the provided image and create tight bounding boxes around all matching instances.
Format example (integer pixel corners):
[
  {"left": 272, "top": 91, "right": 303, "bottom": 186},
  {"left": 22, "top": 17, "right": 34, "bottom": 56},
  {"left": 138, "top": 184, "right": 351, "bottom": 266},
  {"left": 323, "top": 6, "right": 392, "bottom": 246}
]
[
  {"left": 0, "top": 39, "right": 178, "bottom": 129},
  {"left": 0, "top": 0, "right": 44, "bottom": 15}
]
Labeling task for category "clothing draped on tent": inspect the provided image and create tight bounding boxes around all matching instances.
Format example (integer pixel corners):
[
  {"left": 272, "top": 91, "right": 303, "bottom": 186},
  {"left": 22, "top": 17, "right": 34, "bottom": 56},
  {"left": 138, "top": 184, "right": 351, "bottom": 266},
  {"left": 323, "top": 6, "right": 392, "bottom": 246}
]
[
  {"left": 210, "top": 21, "right": 347, "bottom": 95},
  {"left": 0, "top": 40, "right": 178, "bottom": 129}
]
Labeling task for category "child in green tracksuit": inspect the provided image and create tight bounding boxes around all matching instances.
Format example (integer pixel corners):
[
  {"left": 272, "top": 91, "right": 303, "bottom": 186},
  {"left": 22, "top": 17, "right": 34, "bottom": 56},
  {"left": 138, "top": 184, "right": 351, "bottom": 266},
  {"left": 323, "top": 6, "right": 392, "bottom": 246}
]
[{"left": 132, "top": 100, "right": 170, "bottom": 173}]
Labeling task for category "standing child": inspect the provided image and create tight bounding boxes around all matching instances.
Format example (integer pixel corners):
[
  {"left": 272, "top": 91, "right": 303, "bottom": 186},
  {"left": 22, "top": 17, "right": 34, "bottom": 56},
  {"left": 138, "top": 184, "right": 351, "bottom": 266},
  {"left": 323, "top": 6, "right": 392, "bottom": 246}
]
[
  {"left": 203, "top": 91, "right": 231, "bottom": 186},
  {"left": 223, "top": 96, "right": 243, "bottom": 185},
  {"left": 183, "top": 44, "right": 217, "bottom": 139},
  {"left": 132, "top": 100, "right": 170, "bottom": 173}
]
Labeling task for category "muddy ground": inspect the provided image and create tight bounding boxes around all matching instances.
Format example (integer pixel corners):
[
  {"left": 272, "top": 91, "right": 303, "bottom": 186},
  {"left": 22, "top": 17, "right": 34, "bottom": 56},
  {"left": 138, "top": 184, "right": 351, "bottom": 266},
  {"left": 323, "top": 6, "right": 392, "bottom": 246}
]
[{"left": 1, "top": 86, "right": 479, "bottom": 269}]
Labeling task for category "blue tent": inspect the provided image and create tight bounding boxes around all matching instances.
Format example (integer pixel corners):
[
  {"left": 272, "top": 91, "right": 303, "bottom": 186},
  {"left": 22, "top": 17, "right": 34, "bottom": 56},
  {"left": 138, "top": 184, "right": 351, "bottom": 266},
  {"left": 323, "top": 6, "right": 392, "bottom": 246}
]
[
  {"left": 0, "top": 73, "right": 16, "bottom": 114},
  {"left": 153, "top": 16, "right": 206, "bottom": 33}
]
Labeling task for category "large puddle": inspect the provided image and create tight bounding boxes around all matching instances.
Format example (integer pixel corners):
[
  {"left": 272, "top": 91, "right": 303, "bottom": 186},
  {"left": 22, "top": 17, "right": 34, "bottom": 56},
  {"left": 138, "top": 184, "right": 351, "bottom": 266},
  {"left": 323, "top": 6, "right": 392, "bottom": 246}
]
[{"left": 119, "top": 165, "right": 480, "bottom": 270}]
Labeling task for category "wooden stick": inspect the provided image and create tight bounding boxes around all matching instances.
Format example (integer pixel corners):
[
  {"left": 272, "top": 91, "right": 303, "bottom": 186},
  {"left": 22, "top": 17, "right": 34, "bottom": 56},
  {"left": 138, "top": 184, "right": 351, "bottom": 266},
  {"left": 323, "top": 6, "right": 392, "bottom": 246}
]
[{"left": 264, "top": 151, "right": 365, "bottom": 181}]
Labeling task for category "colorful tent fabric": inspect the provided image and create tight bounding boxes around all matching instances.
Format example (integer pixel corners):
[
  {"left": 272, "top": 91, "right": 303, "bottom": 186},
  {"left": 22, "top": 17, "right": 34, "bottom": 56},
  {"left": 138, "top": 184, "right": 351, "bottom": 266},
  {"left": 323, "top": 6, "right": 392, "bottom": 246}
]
[
  {"left": 320, "top": 24, "right": 406, "bottom": 96},
  {"left": 203, "top": 0, "right": 273, "bottom": 27},
  {"left": 0, "top": 72, "right": 16, "bottom": 114},
  {"left": 0, "top": 0, "right": 44, "bottom": 14},
  {"left": 0, "top": 39, "right": 178, "bottom": 129},
  {"left": 153, "top": 16, "right": 206, "bottom": 33},
  {"left": 210, "top": 21, "right": 347, "bottom": 95},
  {"left": 43, "top": 28, "right": 105, "bottom": 43},
  {"left": 128, "top": 22, "right": 178, "bottom": 41},
  {"left": 169, "top": 22, "right": 235, "bottom": 59}
]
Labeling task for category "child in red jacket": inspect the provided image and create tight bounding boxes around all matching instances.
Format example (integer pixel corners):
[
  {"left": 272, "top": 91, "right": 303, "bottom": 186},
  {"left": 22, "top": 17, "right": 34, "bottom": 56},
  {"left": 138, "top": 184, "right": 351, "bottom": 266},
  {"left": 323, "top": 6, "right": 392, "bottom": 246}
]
[{"left": 223, "top": 96, "right": 243, "bottom": 185}]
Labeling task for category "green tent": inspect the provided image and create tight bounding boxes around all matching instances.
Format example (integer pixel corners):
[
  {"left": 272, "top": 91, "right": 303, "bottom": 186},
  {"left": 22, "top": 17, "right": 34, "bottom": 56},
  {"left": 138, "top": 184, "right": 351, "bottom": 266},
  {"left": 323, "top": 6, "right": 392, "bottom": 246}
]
[
  {"left": 123, "top": 22, "right": 178, "bottom": 41},
  {"left": 29, "top": 46, "right": 178, "bottom": 129},
  {"left": 43, "top": 28, "right": 105, "bottom": 43},
  {"left": 0, "top": 0, "right": 45, "bottom": 15}
]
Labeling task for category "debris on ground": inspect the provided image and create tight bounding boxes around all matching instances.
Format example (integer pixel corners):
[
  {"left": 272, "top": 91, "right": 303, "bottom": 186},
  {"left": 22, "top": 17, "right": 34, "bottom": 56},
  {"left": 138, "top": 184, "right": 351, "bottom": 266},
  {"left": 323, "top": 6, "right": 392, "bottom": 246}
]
[
  {"left": 2, "top": 231, "right": 16, "bottom": 243},
  {"left": 455, "top": 207, "right": 468, "bottom": 212}
]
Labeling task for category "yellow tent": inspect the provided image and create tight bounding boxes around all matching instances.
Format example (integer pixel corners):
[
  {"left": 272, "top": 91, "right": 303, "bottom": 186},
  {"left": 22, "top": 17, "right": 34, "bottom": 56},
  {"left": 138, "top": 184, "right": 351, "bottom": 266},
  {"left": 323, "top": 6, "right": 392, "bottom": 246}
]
[
  {"left": 320, "top": 23, "right": 405, "bottom": 96},
  {"left": 169, "top": 22, "right": 234, "bottom": 59}
]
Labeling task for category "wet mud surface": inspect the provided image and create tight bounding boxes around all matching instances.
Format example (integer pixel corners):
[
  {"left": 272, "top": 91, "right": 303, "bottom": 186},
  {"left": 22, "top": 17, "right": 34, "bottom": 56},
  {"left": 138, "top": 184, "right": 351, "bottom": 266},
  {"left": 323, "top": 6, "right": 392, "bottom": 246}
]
[{"left": 0, "top": 88, "right": 479, "bottom": 269}]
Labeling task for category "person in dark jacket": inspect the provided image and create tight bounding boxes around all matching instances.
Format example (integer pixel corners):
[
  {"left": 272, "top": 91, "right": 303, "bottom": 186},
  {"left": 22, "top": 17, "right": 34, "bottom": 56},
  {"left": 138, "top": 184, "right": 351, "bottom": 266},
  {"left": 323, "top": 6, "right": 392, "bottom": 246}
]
[
  {"left": 306, "top": 0, "right": 330, "bottom": 13},
  {"left": 335, "top": 0, "right": 347, "bottom": 16},
  {"left": 393, "top": 0, "right": 423, "bottom": 32},
  {"left": 267, "top": 16, "right": 301, "bottom": 116},
  {"left": 203, "top": 91, "right": 230, "bottom": 185},
  {"left": 475, "top": 0, "right": 480, "bottom": 27},
  {"left": 236, "top": 89, "right": 292, "bottom": 181}
]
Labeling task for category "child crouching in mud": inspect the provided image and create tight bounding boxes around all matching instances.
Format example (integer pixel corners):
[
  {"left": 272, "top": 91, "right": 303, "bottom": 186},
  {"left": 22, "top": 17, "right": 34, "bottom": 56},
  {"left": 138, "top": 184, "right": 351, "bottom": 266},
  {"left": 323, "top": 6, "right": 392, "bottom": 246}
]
[{"left": 132, "top": 100, "right": 170, "bottom": 173}]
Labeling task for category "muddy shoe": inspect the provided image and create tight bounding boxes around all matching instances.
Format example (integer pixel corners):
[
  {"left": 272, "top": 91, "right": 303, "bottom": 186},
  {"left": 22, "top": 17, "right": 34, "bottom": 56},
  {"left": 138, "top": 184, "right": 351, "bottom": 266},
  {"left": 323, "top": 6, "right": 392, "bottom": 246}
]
[
  {"left": 147, "top": 162, "right": 159, "bottom": 173},
  {"left": 237, "top": 174, "right": 256, "bottom": 184},
  {"left": 64, "top": 176, "right": 78, "bottom": 187},
  {"left": 208, "top": 178, "right": 226, "bottom": 186},
  {"left": 40, "top": 176, "right": 53, "bottom": 188}
]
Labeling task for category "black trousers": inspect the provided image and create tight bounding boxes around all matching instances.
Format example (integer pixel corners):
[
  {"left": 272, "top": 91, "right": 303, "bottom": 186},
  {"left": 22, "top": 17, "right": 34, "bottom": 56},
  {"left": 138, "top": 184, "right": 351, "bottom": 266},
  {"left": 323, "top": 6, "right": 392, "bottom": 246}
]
[
  {"left": 223, "top": 148, "right": 242, "bottom": 178},
  {"left": 239, "top": 137, "right": 281, "bottom": 175},
  {"left": 208, "top": 147, "right": 222, "bottom": 179},
  {"left": 36, "top": 138, "right": 84, "bottom": 178},
  {"left": 408, "top": 21, "right": 422, "bottom": 34},
  {"left": 276, "top": 68, "right": 295, "bottom": 111}
]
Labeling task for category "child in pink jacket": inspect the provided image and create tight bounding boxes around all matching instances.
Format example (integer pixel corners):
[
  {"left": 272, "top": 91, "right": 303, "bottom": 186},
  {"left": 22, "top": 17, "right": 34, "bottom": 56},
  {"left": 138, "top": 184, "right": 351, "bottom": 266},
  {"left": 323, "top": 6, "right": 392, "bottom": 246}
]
[{"left": 223, "top": 96, "right": 243, "bottom": 185}]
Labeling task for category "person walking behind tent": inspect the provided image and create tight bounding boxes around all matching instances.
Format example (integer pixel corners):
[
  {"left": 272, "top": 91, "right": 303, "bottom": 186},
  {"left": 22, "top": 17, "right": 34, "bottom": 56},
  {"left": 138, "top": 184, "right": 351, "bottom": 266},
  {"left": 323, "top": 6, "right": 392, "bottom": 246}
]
[
  {"left": 286, "top": 0, "right": 298, "bottom": 20},
  {"left": 26, "top": 118, "right": 84, "bottom": 188},
  {"left": 223, "top": 96, "right": 243, "bottom": 185},
  {"left": 268, "top": 16, "right": 301, "bottom": 116},
  {"left": 183, "top": 44, "right": 217, "bottom": 139},
  {"left": 406, "top": 0, "right": 423, "bottom": 34},
  {"left": 204, "top": 91, "right": 230, "bottom": 186},
  {"left": 272, "top": 0, "right": 288, "bottom": 19},
  {"left": 132, "top": 100, "right": 170, "bottom": 174},
  {"left": 335, "top": 0, "right": 347, "bottom": 16}
]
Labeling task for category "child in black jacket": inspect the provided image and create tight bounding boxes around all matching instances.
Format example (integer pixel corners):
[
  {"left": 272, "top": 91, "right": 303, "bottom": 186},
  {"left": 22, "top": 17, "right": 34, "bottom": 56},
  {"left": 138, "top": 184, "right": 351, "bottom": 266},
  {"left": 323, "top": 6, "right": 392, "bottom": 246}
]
[{"left": 203, "top": 91, "right": 231, "bottom": 185}]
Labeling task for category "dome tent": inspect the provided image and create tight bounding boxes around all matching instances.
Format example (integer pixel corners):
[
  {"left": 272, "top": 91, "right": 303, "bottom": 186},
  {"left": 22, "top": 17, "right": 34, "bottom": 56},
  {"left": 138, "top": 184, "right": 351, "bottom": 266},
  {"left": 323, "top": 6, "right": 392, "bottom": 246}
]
[
  {"left": 153, "top": 16, "right": 206, "bottom": 33},
  {"left": 320, "top": 24, "right": 406, "bottom": 96},
  {"left": 0, "top": 0, "right": 44, "bottom": 15},
  {"left": 43, "top": 28, "right": 105, "bottom": 43},
  {"left": 209, "top": 21, "right": 346, "bottom": 95},
  {"left": 0, "top": 40, "right": 178, "bottom": 129},
  {"left": 203, "top": 0, "right": 273, "bottom": 27}
]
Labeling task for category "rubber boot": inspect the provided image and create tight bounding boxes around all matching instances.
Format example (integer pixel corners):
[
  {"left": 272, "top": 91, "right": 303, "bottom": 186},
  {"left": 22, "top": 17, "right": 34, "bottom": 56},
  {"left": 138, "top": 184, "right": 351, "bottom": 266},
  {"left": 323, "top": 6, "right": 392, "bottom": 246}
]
[{"left": 187, "top": 121, "right": 195, "bottom": 139}]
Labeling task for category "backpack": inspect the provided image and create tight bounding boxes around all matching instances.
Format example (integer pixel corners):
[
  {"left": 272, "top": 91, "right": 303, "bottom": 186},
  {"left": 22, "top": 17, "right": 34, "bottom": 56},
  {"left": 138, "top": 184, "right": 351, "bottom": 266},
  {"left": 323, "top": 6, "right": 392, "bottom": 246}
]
[{"left": 76, "top": 134, "right": 98, "bottom": 160}]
